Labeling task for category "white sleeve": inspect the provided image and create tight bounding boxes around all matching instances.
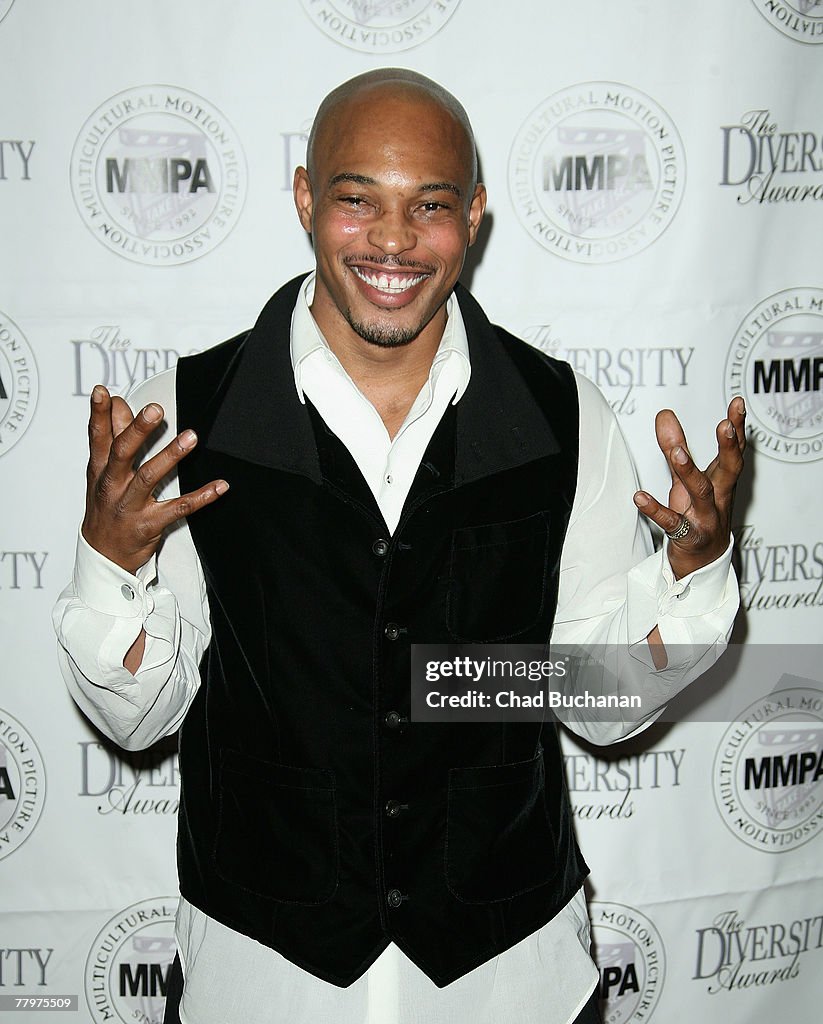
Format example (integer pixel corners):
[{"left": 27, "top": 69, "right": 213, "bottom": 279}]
[
  {"left": 552, "top": 372, "right": 739, "bottom": 744},
  {"left": 51, "top": 368, "right": 210, "bottom": 751}
]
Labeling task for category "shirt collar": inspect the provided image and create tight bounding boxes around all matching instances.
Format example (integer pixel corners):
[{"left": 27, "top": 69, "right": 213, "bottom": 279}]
[{"left": 290, "top": 271, "right": 471, "bottom": 404}]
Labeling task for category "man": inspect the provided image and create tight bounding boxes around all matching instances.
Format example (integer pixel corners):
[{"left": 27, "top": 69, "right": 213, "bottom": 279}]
[{"left": 54, "top": 69, "right": 744, "bottom": 1024}]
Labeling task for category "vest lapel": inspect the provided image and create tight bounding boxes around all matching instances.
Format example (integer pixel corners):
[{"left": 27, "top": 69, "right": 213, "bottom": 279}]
[
  {"left": 454, "top": 284, "right": 561, "bottom": 487},
  {"left": 205, "top": 274, "right": 323, "bottom": 483}
]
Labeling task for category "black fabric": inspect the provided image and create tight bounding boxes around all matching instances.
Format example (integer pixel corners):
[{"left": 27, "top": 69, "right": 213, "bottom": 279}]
[
  {"left": 162, "top": 953, "right": 183, "bottom": 1024},
  {"left": 174, "top": 276, "right": 586, "bottom": 988},
  {"left": 445, "top": 747, "right": 557, "bottom": 903},
  {"left": 574, "top": 987, "right": 604, "bottom": 1024},
  {"left": 446, "top": 511, "right": 551, "bottom": 641}
]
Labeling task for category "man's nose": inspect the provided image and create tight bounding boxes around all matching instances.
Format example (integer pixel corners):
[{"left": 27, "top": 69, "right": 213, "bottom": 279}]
[{"left": 366, "top": 207, "right": 416, "bottom": 254}]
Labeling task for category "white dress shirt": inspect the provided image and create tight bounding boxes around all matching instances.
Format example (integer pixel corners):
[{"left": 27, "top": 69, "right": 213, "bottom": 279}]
[{"left": 53, "top": 274, "right": 739, "bottom": 1024}]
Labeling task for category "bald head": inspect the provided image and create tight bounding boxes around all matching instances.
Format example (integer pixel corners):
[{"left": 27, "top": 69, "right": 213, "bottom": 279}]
[{"left": 306, "top": 69, "right": 478, "bottom": 195}]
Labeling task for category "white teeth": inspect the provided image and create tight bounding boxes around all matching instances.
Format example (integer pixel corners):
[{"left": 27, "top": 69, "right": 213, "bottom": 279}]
[{"left": 351, "top": 267, "right": 426, "bottom": 293}]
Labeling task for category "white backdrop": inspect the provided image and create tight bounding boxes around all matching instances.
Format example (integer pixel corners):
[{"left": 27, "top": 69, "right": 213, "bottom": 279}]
[{"left": 1, "top": 2, "right": 822, "bottom": 1022}]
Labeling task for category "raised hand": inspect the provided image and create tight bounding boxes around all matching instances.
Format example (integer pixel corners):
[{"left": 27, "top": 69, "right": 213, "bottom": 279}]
[
  {"left": 82, "top": 384, "right": 228, "bottom": 575},
  {"left": 633, "top": 397, "right": 746, "bottom": 580}
]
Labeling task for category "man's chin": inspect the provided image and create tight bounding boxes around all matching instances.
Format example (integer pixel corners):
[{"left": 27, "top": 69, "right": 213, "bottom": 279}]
[{"left": 346, "top": 314, "right": 422, "bottom": 349}]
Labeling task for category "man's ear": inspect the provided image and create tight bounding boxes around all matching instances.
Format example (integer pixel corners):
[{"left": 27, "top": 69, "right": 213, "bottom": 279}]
[
  {"left": 293, "top": 166, "right": 314, "bottom": 234},
  {"left": 467, "top": 183, "right": 487, "bottom": 247}
]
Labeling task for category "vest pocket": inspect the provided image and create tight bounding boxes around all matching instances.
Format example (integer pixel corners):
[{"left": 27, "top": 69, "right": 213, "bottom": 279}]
[
  {"left": 445, "top": 746, "right": 557, "bottom": 903},
  {"left": 446, "top": 511, "right": 550, "bottom": 641},
  {"left": 213, "top": 748, "right": 339, "bottom": 905}
]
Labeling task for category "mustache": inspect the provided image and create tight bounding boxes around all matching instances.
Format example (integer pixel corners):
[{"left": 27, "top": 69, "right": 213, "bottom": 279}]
[{"left": 344, "top": 254, "right": 435, "bottom": 273}]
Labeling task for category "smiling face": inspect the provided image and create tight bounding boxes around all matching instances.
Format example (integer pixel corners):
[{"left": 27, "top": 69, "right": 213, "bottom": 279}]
[{"left": 293, "top": 81, "right": 486, "bottom": 353}]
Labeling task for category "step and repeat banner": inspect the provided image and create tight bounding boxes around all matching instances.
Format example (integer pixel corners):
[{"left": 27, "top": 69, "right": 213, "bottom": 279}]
[{"left": 1, "top": 2, "right": 821, "bottom": 1022}]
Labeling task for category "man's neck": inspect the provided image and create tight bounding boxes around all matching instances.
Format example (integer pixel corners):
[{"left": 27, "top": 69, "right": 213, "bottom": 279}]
[{"left": 315, "top": 310, "right": 446, "bottom": 440}]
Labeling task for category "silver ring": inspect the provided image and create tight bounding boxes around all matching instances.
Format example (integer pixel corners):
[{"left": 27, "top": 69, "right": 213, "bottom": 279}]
[{"left": 666, "top": 515, "right": 691, "bottom": 541}]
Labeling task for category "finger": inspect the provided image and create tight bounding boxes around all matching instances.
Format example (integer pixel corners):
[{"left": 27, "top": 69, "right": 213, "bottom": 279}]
[
  {"left": 111, "top": 395, "right": 134, "bottom": 437},
  {"left": 634, "top": 491, "right": 693, "bottom": 539},
  {"left": 654, "top": 408, "right": 693, "bottom": 495},
  {"left": 654, "top": 408, "right": 687, "bottom": 462},
  {"left": 87, "top": 385, "right": 114, "bottom": 480},
  {"left": 666, "top": 442, "right": 716, "bottom": 512},
  {"left": 104, "top": 402, "right": 165, "bottom": 481},
  {"left": 151, "top": 480, "right": 230, "bottom": 531},
  {"left": 710, "top": 416, "right": 746, "bottom": 499},
  {"left": 727, "top": 396, "right": 747, "bottom": 451},
  {"left": 128, "top": 428, "right": 199, "bottom": 500}
]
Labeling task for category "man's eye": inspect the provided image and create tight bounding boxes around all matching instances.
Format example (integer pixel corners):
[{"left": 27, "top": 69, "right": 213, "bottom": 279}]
[
  {"left": 340, "top": 195, "right": 366, "bottom": 207},
  {"left": 421, "top": 201, "right": 448, "bottom": 212}
]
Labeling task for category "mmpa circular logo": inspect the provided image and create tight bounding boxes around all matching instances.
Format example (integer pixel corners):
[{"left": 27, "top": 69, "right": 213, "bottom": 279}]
[
  {"left": 85, "top": 897, "right": 178, "bottom": 1024},
  {"left": 0, "top": 311, "right": 38, "bottom": 457},
  {"left": 299, "top": 0, "right": 461, "bottom": 52},
  {"left": 0, "top": 708, "right": 46, "bottom": 860},
  {"left": 508, "top": 82, "right": 685, "bottom": 264},
  {"left": 70, "top": 86, "right": 246, "bottom": 266},
  {"left": 713, "top": 685, "right": 823, "bottom": 851},
  {"left": 751, "top": 0, "right": 823, "bottom": 44},
  {"left": 724, "top": 287, "right": 823, "bottom": 464},
  {"left": 590, "top": 901, "right": 666, "bottom": 1022}
]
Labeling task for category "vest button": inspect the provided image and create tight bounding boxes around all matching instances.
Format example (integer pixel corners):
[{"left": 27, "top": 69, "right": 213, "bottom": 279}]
[
  {"left": 385, "top": 799, "right": 404, "bottom": 818},
  {"left": 384, "top": 711, "right": 403, "bottom": 730},
  {"left": 387, "top": 889, "right": 405, "bottom": 909},
  {"left": 384, "top": 623, "right": 401, "bottom": 640},
  {"left": 372, "top": 538, "right": 389, "bottom": 557}
]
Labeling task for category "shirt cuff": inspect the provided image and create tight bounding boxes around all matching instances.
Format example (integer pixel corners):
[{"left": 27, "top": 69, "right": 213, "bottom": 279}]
[
  {"left": 657, "top": 536, "right": 736, "bottom": 618},
  {"left": 73, "top": 532, "right": 157, "bottom": 619},
  {"left": 626, "top": 536, "right": 738, "bottom": 678}
]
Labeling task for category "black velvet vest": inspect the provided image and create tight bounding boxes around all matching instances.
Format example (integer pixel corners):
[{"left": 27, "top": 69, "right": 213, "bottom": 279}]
[{"left": 175, "top": 275, "right": 587, "bottom": 987}]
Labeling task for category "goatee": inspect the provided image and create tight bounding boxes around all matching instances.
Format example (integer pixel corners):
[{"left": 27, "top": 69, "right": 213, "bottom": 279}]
[{"left": 345, "top": 311, "right": 421, "bottom": 348}]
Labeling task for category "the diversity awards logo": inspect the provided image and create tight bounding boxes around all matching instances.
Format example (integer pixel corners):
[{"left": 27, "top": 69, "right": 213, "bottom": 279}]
[
  {"left": 69, "top": 324, "right": 197, "bottom": 397},
  {"left": 694, "top": 905, "right": 823, "bottom": 995},
  {"left": 0, "top": 708, "right": 46, "bottom": 861},
  {"left": 736, "top": 523, "right": 823, "bottom": 613},
  {"left": 508, "top": 82, "right": 685, "bottom": 264},
  {"left": 562, "top": 746, "right": 685, "bottom": 822},
  {"left": 70, "top": 86, "right": 246, "bottom": 266},
  {"left": 750, "top": 0, "right": 823, "bottom": 44},
  {"left": 720, "top": 107, "right": 823, "bottom": 204},
  {"left": 85, "top": 898, "right": 177, "bottom": 1024},
  {"left": 298, "top": 0, "right": 461, "bottom": 52},
  {"left": 590, "top": 901, "right": 666, "bottom": 1022},
  {"left": 525, "top": 327, "right": 694, "bottom": 418},
  {"left": 724, "top": 288, "right": 823, "bottom": 464},
  {"left": 713, "top": 683, "right": 823, "bottom": 851},
  {"left": 0, "top": 310, "right": 38, "bottom": 457},
  {"left": 78, "top": 740, "right": 179, "bottom": 817}
]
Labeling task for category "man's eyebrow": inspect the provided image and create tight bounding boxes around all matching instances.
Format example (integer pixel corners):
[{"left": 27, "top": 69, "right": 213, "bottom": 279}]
[
  {"left": 328, "top": 173, "right": 377, "bottom": 188},
  {"left": 327, "top": 173, "right": 463, "bottom": 199},
  {"left": 419, "top": 182, "right": 463, "bottom": 199}
]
